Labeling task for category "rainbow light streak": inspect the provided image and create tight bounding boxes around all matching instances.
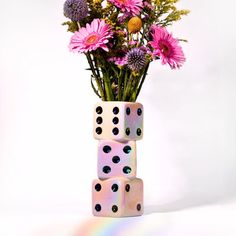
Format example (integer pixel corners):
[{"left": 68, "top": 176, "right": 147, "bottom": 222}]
[
  {"left": 74, "top": 217, "right": 141, "bottom": 236},
  {"left": 74, "top": 215, "right": 169, "bottom": 236}
]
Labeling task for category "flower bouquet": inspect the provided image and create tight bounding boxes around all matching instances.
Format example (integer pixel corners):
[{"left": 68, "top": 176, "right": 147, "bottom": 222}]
[
  {"left": 62, "top": 0, "right": 189, "bottom": 217},
  {"left": 63, "top": 0, "right": 189, "bottom": 101}
]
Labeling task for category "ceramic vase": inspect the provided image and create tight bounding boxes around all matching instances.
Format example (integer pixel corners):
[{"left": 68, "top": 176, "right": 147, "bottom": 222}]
[{"left": 92, "top": 102, "right": 144, "bottom": 217}]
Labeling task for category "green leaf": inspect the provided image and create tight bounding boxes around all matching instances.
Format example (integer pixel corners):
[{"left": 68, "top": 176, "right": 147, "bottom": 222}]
[
  {"left": 62, "top": 21, "right": 78, "bottom": 33},
  {"left": 91, "top": 76, "right": 101, "bottom": 98}
]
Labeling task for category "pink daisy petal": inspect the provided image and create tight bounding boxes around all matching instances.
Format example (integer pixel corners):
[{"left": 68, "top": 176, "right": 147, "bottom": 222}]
[
  {"left": 100, "top": 45, "right": 109, "bottom": 52},
  {"left": 91, "top": 19, "right": 99, "bottom": 31},
  {"left": 108, "top": 0, "right": 143, "bottom": 16}
]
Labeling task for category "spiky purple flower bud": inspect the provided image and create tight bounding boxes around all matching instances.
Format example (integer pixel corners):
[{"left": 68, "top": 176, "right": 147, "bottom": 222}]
[
  {"left": 63, "top": 0, "right": 88, "bottom": 22},
  {"left": 127, "top": 48, "right": 147, "bottom": 71}
]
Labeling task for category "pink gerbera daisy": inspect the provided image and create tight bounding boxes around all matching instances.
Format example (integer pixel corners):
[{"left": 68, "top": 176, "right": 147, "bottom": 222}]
[
  {"left": 109, "top": 0, "right": 143, "bottom": 16},
  {"left": 69, "top": 19, "right": 113, "bottom": 53},
  {"left": 149, "top": 26, "right": 186, "bottom": 69}
]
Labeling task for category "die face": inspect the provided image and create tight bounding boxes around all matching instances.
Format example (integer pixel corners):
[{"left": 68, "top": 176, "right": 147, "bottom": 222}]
[
  {"left": 92, "top": 178, "right": 124, "bottom": 217},
  {"left": 98, "top": 140, "right": 137, "bottom": 179},
  {"left": 123, "top": 178, "right": 143, "bottom": 216},
  {"left": 92, "top": 177, "right": 143, "bottom": 217},
  {"left": 93, "top": 102, "right": 143, "bottom": 141},
  {"left": 94, "top": 102, "right": 125, "bottom": 141},
  {"left": 124, "top": 103, "right": 143, "bottom": 140}
]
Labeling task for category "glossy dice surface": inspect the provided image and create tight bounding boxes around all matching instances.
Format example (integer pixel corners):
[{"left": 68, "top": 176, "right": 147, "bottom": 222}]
[
  {"left": 93, "top": 102, "right": 143, "bottom": 142},
  {"left": 98, "top": 140, "right": 136, "bottom": 179},
  {"left": 92, "top": 177, "right": 143, "bottom": 217}
]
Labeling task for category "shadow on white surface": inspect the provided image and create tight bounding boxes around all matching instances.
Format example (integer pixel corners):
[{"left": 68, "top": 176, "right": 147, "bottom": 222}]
[
  {"left": 144, "top": 164, "right": 236, "bottom": 214},
  {"left": 144, "top": 193, "right": 236, "bottom": 214}
]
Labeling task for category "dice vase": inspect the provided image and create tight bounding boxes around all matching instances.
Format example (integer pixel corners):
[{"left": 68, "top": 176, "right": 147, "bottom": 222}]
[{"left": 92, "top": 101, "right": 144, "bottom": 217}]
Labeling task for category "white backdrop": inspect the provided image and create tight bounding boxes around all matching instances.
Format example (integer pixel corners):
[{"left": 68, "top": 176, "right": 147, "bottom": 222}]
[{"left": 0, "top": 0, "right": 236, "bottom": 235}]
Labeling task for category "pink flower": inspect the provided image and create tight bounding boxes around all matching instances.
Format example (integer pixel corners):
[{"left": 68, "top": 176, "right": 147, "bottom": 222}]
[
  {"left": 109, "top": 0, "right": 143, "bottom": 16},
  {"left": 149, "top": 26, "right": 186, "bottom": 69},
  {"left": 69, "top": 19, "right": 113, "bottom": 53},
  {"left": 144, "top": 1, "right": 154, "bottom": 10},
  {"left": 108, "top": 56, "right": 127, "bottom": 66},
  {"left": 129, "top": 40, "right": 138, "bottom": 46}
]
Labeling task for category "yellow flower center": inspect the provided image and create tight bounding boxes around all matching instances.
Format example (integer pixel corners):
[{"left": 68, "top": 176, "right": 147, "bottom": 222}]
[
  {"left": 118, "top": 0, "right": 126, "bottom": 3},
  {"left": 86, "top": 34, "right": 98, "bottom": 44}
]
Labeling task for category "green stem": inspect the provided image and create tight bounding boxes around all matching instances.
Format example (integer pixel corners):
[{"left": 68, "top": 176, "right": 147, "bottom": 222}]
[
  {"left": 110, "top": 65, "right": 121, "bottom": 101},
  {"left": 104, "top": 78, "right": 111, "bottom": 101},
  {"left": 123, "top": 73, "right": 134, "bottom": 101},
  {"left": 123, "top": 69, "right": 129, "bottom": 99},
  {"left": 122, "top": 69, "right": 128, "bottom": 100},
  {"left": 102, "top": 69, "right": 114, "bottom": 101},
  {"left": 130, "top": 74, "right": 142, "bottom": 102},
  {"left": 135, "top": 63, "right": 150, "bottom": 100},
  {"left": 91, "top": 76, "right": 101, "bottom": 98},
  {"left": 86, "top": 53, "right": 105, "bottom": 101},
  {"left": 93, "top": 56, "right": 101, "bottom": 79},
  {"left": 118, "top": 68, "right": 123, "bottom": 101}
]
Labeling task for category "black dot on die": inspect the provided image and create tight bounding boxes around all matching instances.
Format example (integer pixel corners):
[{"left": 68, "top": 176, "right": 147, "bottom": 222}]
[
  {"left": 137, "top": 204, "right": 141, "bottom": 211},
  {"left": 95, "top": 204, "right": 101, "bottom": 212},
  {"left": 126, "top": 107, "right": 131, "bottom": 115},
  {"left": 96, "top": 116, "right": 103, "bottom": 124},
  {"left": 96, "top": 127, "right": 102, "bottom": 135},
  {"left": 103, "top": 166, "right": 111, "bottom": 174},
  {"left": 95, "top": 183, "right": 101, "bottom": 191},
  {"left": 96, "top": 106, "right": 103, "bottom": 114},
  {"left": 137, "top": 108, "right": 142, "bottom": 116},
  {"left": 112, "top": 117, "right": 119, "bottom": 124},
  {"left": 111, "top": 184, "right": 119, "bottom": 192},
  {"left": 123, "top": 145, "right": 132, "bottom": 154},
  {"left": 136, "top": 128, "right": 142, "bottom": 136},
  {"left": 103, "top": 145, "right": 111, "bottom": 153},
  {"left": 123, "top": 166, "right": 132, "bottom": 174},
  {"left": 112, "top": 127, "right": 119, "bottom": 135},
  {"left": 112, "top": 205, "right": 118, "bottom": 213},
  {"left": 125, "top": 128, "right": 130, "bottom": 136},
  {"left": 113, "top": 107, "right": 119, "bottom": 114},
  {"left": 125, "top": 184, "right": 130, "bottom": 192},
  {"left": 112, "top": 156, "right": 120, "bottom": 163}
]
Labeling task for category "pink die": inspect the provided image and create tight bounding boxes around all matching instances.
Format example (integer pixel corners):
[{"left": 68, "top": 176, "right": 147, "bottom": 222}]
[
  {"left": 93, "top": 102, "right": 143, "bottom": 142},
  {"left": 98, "top": 140, "right": 136, "bottom": 179},
  {"left": 92, "top": 177, "right": 143, "bottom": 217}
]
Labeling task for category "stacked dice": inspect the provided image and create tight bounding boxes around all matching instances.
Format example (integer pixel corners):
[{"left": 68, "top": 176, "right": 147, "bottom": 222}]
[{"left": 92, "top": 102, "right": 144, "bottom": 217}]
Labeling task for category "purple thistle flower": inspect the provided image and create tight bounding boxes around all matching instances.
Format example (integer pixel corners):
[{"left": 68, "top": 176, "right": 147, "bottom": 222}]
[
  {"left": 127, "top": 48, "right": 147, "bottom": 71},
  {"left": 63, "top": 0, "right": 88, "bottom": 22}
]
